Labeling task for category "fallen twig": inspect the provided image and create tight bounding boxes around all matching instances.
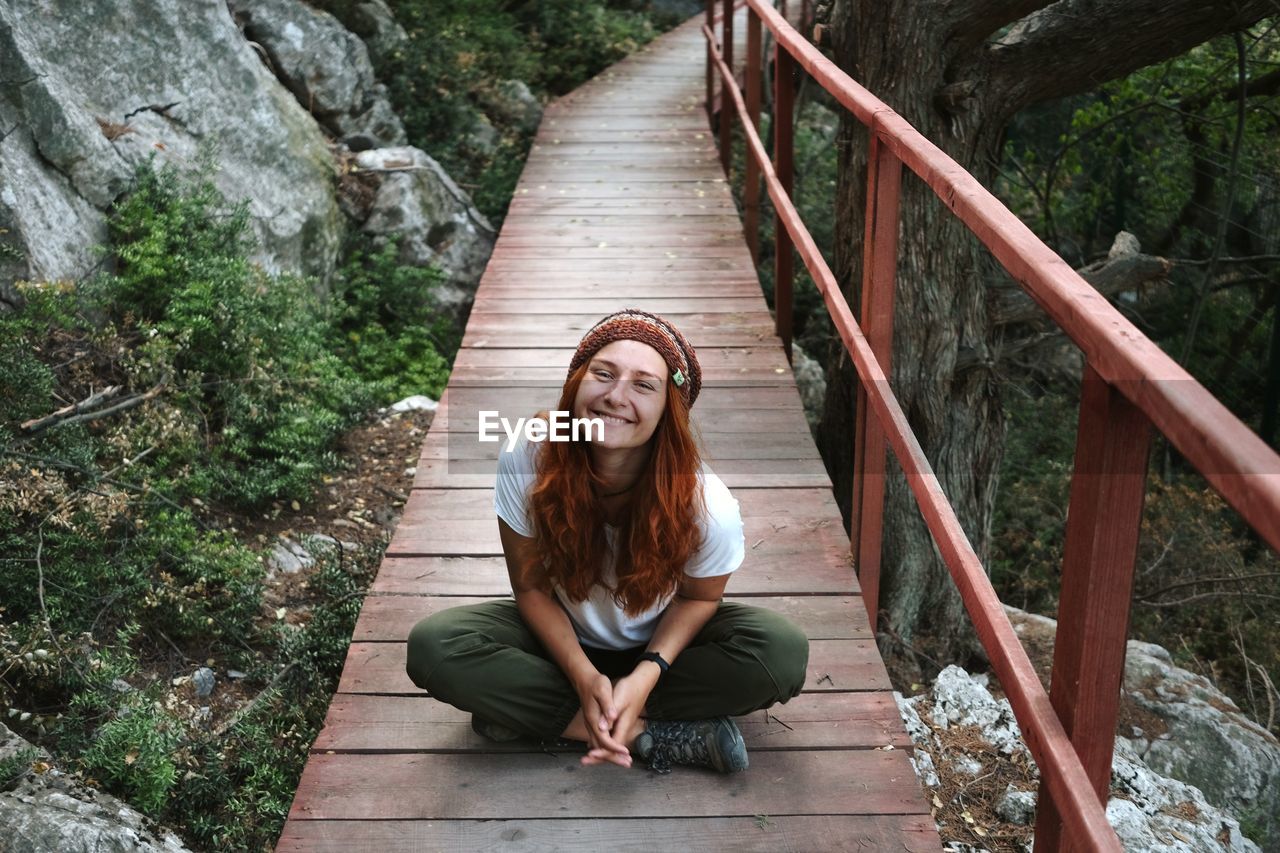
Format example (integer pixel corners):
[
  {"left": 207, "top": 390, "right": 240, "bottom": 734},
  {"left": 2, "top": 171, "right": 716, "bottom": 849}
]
[
  {"left": 20, "top": 380, "right": 167, "bottom": 434},
  {"left": 21, "top": 385, "right": 122, "bottom": 432}
]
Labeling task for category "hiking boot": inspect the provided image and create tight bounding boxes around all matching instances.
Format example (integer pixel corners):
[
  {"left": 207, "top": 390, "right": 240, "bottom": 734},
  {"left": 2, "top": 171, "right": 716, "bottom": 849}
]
[
  {"left": 471, "top": 714, "right": 523, "bottom": 743},
  {"left": 633, "top": 716, "right": 748, "bottom": 774}
]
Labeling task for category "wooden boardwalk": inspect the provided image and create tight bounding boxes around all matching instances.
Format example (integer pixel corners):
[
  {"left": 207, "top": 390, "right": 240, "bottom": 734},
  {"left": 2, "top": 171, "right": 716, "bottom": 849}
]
[{"left": 277, "top": 13, "right": 939, "bottom": 852}]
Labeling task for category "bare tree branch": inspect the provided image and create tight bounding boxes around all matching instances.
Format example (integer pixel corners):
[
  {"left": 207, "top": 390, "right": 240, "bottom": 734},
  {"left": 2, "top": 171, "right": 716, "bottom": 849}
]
[
  {"left": 989, "top": 232, "right": 1171, "bottom": 326},
  {"left": 939, "top": 0, "right": 1057, "bottom": 55},
  {"left": 978, "top": 0, "right": 1275, "bottom": 117}
]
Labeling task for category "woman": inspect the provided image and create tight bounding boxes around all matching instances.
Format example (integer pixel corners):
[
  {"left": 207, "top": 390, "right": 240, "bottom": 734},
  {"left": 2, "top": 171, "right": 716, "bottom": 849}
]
[{"left": 406, "top": 309, "right": 809, "bottom": 773}]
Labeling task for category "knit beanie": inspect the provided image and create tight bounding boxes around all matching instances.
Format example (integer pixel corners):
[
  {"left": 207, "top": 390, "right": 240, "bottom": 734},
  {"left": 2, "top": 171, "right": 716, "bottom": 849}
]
[{"left": 566, "top": 308, "right": 702, "bottom": 408}]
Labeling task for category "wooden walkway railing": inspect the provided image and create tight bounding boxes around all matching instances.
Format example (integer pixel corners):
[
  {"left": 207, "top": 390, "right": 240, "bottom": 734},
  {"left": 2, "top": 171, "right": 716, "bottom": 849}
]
[
  {"left": 704, "top": 1, "right": 1280, "bottom": 851},
  {"left": 276, "top": 11, "right": 941, "bottom": 852}
]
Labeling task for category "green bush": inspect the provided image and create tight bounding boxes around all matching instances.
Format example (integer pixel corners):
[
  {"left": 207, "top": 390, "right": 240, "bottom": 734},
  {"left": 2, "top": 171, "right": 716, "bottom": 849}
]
[
  {"left": 79, "top": 691, "right": 182, "bottom": 814},
  {"left": 330, "top": 236, "right": 453, "bottom": 403},
  {"left": 85, "top": 158, "right": 379, "bottom": 509}
]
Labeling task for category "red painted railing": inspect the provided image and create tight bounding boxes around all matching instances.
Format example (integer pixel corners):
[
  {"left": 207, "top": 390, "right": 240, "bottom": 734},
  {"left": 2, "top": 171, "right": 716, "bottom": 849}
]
[{"left": 703, "top": 1, "right": 1280, "bottom": 850}]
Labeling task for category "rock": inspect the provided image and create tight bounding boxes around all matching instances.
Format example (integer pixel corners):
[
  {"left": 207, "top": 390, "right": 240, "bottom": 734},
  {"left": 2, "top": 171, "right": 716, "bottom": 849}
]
[
  {"left": 109, "top": 679, "right": 133, "bottom": 694},
  {"left": 0, "top": 0, "right": 344, "bottom": 289},
  {"left": 480, "top": 80, "right": 543, "bottom": 133},
  {"left": 354, "top": 146, "right": 495, "bottom": 321},
  {"left": 266, "top": 536, "right": 315, "bottom": 574},
  {"left": 462, "top": 112, "right": 500, "bottom": 158},
  {"left": 1123, "top": 640, "right": 1280, "bottom": 847},
  {"left": 0, "top": 723, "right": 192, "bottom": 852},
  {"left": 929, "top": 666, "right": 1025, "bottom": 756},
  {"left": 388, "top": 395, "right": 438, "bottom": 414},
  {"left": 345, "top": 0, "right": 408, "bottom": 66},
  {"left": 995, "top": 786, "right": 1036, "bottom": 825},
  {"left": 1109, "top": 739, "right": 1259, "bottom": 852},
  {"left": 909, "top": 746, "right": 940, "bottom": 787},
  {"left": 192, "top": 667, "right": 215, "bottom": 698},
  {"left": 228, "top": 0, "right": 406, "bottom": 146},
  {"left": 790, "top": 343, "right": 826, "bottom": 431}
]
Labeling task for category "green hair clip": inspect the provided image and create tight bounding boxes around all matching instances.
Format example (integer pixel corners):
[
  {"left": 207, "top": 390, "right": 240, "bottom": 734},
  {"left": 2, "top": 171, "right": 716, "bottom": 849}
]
[{"left": 672, "top": 369, "right": 685, "bottom": 387}]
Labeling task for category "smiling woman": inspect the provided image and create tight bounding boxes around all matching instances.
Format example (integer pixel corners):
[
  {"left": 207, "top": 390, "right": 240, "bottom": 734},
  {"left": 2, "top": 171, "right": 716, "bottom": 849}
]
[{"left": 405, "top": 308, "right": 810, "bottom": 774}]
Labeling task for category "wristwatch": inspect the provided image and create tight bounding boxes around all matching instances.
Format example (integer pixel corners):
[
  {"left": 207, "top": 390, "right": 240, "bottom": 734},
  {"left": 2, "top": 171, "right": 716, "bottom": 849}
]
[{"left": 637, "top": 650, "right": 670, "bottom": 675}]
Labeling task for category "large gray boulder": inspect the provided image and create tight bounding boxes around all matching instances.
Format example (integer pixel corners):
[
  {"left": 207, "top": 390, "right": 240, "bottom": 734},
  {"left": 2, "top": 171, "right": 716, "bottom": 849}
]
[
  {"left": 1123, "top": 640, "right": 1280, "bottom": 847},
  {"left": 0, "top": 722, "right": 192, "bottom": 852},
  {"left": 0, "top": 0, "right": 344, "bottom": 288},
  {"left": 353, "top": 146, "right": 495, "bottom": 321},
  {"left": 229, "top": 0, "right": 406, "bottom": 147}
]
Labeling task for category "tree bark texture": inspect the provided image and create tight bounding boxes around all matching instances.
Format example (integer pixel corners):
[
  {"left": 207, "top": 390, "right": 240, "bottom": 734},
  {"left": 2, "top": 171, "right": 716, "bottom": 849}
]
[{"left": 819, "top": 0, "right": 1274, "bottom": 660}]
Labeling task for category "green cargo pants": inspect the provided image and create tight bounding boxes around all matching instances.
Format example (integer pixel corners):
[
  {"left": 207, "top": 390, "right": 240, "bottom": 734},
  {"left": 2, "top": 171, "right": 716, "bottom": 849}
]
[{"left": 405, "top": 599, "right": 809, "bottom": 739}]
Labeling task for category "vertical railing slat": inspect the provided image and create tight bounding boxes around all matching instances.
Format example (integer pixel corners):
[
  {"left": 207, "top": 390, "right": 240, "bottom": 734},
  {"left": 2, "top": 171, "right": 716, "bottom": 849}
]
[
  {"left": 773, "top": 44, "right": 795, "bottom": 361},
  {"left": 743, "top": 9, "right": 763, "bottom": 264},
  {"left": 1033, "top": 364, "right": 1152, "bottom": 852},
  {"left": 704, "top": 0, "right": 714, "bottom": 122},
  {"left": 850, "top": 131, "right": 902, "bottom": 634},
  {"left": 719, "top": 0, "right": 734, "bottom": 176}
]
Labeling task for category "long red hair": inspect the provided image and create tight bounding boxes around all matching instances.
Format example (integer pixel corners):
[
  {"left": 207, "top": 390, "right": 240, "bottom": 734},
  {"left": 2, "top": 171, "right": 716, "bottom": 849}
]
[{"left": 526, "top": 363, "right": 705, "bottom": 616}]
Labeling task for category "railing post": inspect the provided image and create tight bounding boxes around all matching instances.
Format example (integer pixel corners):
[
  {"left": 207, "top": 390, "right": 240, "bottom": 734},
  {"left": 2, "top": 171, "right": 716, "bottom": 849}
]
[
  {"left": 849, "top": 130, "right": 902, "bottom": 634},
  {"left": 773, "top": 42, "right": 795, "bottom": 361},
  {"left": 719, "top": 0, "right": 734, "bottom": 176},
  {"left": 743, "top": 8, "right": 763, "bottom": 263},
  {"left": 704, "top": 0, "right": 714, "bottom": 122},
  {"left": 1033, "top": 364, "right": 1152, "bottom": 852}
]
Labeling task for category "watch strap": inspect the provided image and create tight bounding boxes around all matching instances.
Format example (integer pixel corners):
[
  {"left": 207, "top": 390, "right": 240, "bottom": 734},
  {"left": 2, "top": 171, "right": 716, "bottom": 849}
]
[{"left": 637, "top": 650, "right": 670, "bottom": 674}]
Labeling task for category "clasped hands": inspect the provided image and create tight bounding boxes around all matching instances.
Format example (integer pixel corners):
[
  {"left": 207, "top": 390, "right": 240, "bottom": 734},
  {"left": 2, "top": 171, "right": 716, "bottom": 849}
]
[{"left": 574, "top": 663, "right": 660, "bottom": 768}]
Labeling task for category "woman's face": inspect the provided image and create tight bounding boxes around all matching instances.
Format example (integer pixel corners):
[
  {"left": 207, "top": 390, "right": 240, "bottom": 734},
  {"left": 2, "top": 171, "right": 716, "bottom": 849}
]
[{"left": 571, "top": 339, "right": 670, "bottom": 450}]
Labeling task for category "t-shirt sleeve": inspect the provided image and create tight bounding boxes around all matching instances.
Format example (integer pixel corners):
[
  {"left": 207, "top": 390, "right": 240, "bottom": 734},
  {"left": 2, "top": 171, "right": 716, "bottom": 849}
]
[
  {"left": 493, "top": 431, "right": 538, "bottom": 538},
  {"left": 682, "top": 473, "right": 745, "bottom": 578}
]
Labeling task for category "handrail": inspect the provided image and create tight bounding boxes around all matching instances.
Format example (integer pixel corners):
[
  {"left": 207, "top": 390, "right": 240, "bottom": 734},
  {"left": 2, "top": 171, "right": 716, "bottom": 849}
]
[
  {"left": 705, "top": 1, "right": 1280, "bottom": 850},
  {"left": 703, "top": 24, "right": 1122, "bottom": 853}
]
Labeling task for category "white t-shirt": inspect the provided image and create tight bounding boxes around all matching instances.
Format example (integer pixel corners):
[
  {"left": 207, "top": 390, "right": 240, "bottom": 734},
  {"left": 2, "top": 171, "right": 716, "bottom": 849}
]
[{"left": 493, "top": 429, "right": 745, "bottom": 650}]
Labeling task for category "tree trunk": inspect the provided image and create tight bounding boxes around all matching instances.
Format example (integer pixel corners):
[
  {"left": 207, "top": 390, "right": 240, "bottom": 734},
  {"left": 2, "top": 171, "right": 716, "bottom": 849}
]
[{"left": 820, "top": 2, "right": 1004, "bottom": 663}]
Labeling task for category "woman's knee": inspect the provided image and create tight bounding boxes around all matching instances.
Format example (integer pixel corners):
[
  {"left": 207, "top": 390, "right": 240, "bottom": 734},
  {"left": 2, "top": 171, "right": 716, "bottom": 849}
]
[
  {"left": 404, "top": 608, "right": 476, "bottom": 695},
  {"left": 747, "top": 612, "right": 808, "bottom": 696},
  {"left": 711, "top": 604, "right": 808, "bottom": 701}
]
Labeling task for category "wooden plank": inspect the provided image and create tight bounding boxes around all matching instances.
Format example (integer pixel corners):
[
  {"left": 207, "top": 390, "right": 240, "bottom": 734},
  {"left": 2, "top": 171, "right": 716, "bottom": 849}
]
[
  {"left": 372, "top": 555, "right": 859, "bottom": 597},
  {"left": 471, "top": 297, "right": 762, "bottom": 314},
  {"left": 336, "top": 639, "right": 886, "bottom": 694},
  {"left": 286, "top": 750, "right": 927, "bottom": 821},
  {"left": 354, "top": 594, "right": 869, "bottom": 642},
  {"left": 412, "top": 458, "right": 833, "bottom": 489},
  {"left": 385, "top": 512, "right": 846, "bottom": 558},
  {"left": 434, "top": 407, "right": 811, "bottom": 434},
  {"left": 278, "top": 814, "right": 941, "bottom": 852},
  {"left": 424, "top": 383, "right": 807, "bottom": 412},
  {"left": 397, "top": 485, "right": 839, "bottom": 520},
  {"left": 419, "top": 433, "right": 822, "bottom": 462},
  {"left": 313, "top": 692, "right": 907, "bottom": 753}
]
